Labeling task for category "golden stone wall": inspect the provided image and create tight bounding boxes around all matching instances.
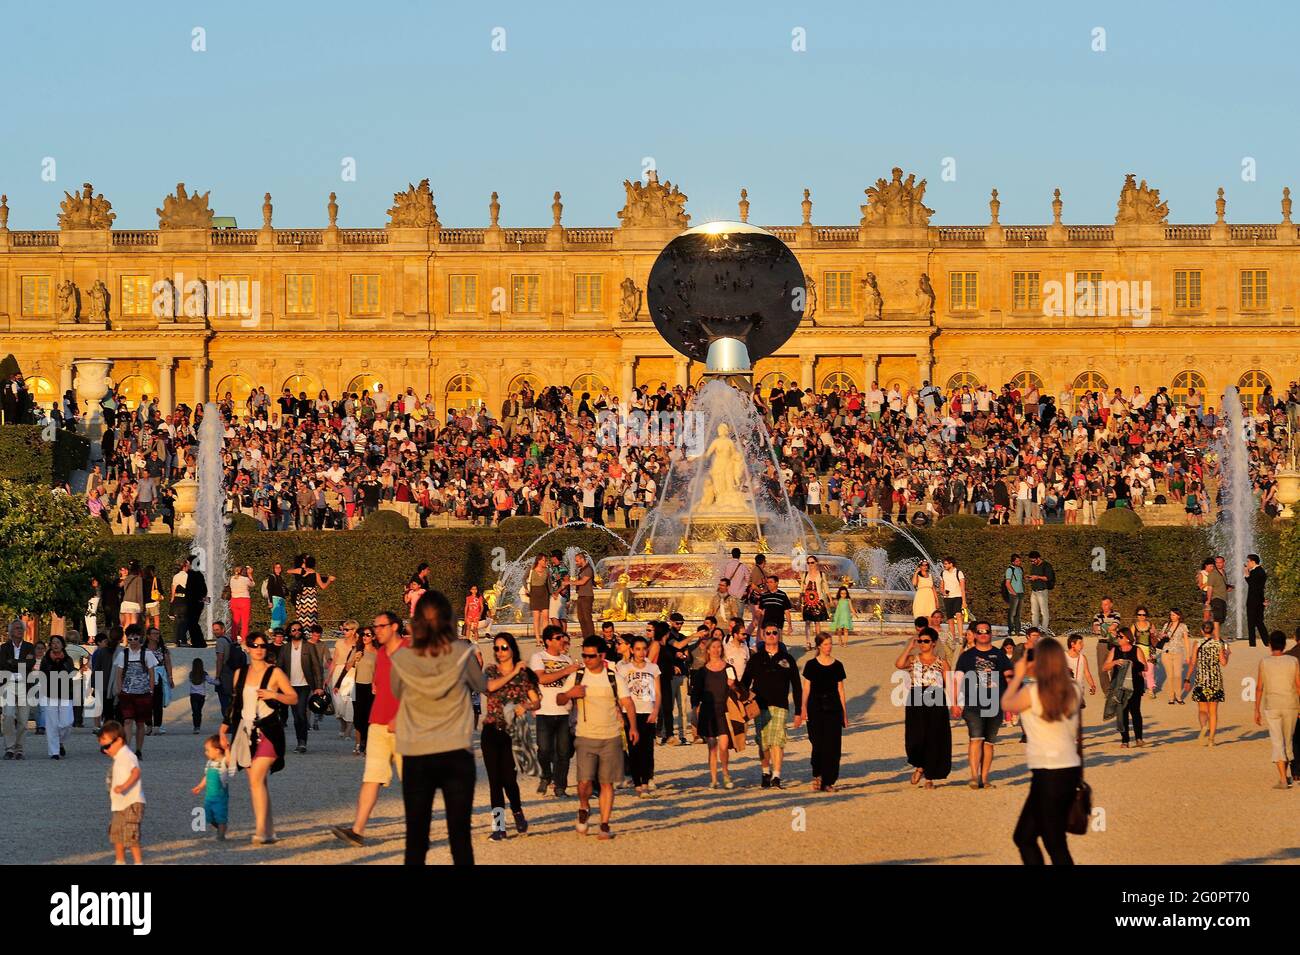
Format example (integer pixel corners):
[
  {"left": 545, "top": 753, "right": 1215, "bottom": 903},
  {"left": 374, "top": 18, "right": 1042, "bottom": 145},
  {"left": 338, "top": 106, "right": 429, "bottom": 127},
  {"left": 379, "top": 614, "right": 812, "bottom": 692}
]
[{"left": 1, "top": 173, "right": 1296, "bottom": 416}]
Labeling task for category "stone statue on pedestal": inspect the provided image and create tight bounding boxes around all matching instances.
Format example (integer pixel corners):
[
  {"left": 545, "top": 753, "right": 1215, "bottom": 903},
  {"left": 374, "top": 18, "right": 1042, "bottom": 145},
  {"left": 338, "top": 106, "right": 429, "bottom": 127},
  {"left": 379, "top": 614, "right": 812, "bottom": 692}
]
[
  {"left": 861, "top": 272, "right": 883, "bottom": 321},
  {"left": 698, "top": 424, "right": 746, "bottom": 511},
  {"left": 57, "top": 280, "right": 79, "bottom": 322}
]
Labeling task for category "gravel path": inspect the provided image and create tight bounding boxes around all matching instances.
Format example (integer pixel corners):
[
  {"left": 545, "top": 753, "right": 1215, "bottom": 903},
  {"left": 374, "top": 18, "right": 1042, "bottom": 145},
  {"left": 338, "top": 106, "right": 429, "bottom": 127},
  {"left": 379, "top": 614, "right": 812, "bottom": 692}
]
[{"left": 2, "top": 633, "right": 1293, "bottom": 865}]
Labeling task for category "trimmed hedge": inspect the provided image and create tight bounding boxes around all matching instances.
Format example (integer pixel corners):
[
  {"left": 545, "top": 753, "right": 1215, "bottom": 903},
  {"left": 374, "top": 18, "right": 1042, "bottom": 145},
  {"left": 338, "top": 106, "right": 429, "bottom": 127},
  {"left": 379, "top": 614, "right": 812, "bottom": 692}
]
[
  {"left": 0, "top": 426, "right": 53, "bottom": 484},
  {"left": 936, "top": 513, "right": 987, "bottom": 529},
  {"left": 497, "top": 515, "right": 547, "bottom": 535},
  {"left": 893, "top": 525, "right": 1288, "bottom": 632},
  {"left": 359, "top": 509, "right": 413, "bottom": 533},
  {"left": 0, "top": 425, "right": 90, "bottom": 484},
  {"left": 98, "top": 527, "right": 621, "bottom": 631},
  {"left": 1097, "top": 507, "right": 1143, "bottom": 531}
]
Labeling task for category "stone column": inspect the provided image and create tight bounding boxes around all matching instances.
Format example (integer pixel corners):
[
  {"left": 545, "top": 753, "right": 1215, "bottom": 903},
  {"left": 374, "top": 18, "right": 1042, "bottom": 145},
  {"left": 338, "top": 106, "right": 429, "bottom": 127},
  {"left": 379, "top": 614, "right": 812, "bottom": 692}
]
[
  {"left": 674, "top": 356, "right": 689, "bottom": 389},
  {"left": 59, "top": 362, "right": 74, "bottom": 399},
  {"left": 800, "top": 355, "right": 816, "bottom": 391},
  {"left": 157, "top": 356, "right": 175, "bottom": 415},
  {"left": 862, "top": 354, "right": 879, "bottom": 389},
  {"left": 73, "top": 358, "right": 114, "bottom": 462},
  {"left": 621, "top": 357, "right": 636, "bottom": 403},
  {"left": 916, "top": 354, "right": 933, "bottom": 387},
  {"left": 192, "top": 356, "right": 209, "bottom": 408}
]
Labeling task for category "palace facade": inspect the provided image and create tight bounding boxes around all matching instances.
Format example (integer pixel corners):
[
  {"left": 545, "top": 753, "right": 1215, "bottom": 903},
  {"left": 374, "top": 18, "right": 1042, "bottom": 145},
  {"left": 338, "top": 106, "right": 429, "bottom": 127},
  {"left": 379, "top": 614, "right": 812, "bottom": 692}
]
[{"left": 0, "top": 170, "right": 1296, "bottom": 419}]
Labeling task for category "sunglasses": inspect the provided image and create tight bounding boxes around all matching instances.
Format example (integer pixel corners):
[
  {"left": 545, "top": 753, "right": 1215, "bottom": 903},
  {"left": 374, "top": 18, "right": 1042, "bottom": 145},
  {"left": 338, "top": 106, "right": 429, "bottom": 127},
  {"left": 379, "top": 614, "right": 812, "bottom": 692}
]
[
  {"left": 580, "top": 652, "right": 599, "bottom": 659},
  {"left": 916, "top": 639, "right": 933, "bottom": 645},
  {"left": 98, "top": 742, "right": 114, "bottom": 752},
  {"left": 247, "top": 643, "right": 268, "bottom": 650},
  {"left": 494, "top": 645, "right": 511, "bottom": 653}
]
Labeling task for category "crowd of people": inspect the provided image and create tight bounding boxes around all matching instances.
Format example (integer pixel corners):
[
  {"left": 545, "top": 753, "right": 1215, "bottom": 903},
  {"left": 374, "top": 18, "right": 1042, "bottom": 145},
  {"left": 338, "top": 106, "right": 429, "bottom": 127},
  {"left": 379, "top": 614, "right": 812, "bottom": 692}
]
[
  {"left": 4, "top": 540, "right": 1299, "bottom": 867},
  {"left": 15, "top": 372, "right": 1297, "bottom": 535}
]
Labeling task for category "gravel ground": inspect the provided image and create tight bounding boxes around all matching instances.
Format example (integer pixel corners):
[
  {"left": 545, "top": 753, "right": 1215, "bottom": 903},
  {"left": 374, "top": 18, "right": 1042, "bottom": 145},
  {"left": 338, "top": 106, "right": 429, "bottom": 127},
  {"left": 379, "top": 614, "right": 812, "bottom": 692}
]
[{"left": 2, "top": 632, "right": 1294, "bottom": 865}]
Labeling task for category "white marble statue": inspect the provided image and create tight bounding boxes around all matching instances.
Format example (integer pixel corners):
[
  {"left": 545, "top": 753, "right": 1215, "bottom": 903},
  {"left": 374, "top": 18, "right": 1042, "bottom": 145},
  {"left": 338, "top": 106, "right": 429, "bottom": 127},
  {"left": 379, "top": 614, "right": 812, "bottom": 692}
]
[{"left": 698, "top": 423, "right": 747, "bottom": 511}]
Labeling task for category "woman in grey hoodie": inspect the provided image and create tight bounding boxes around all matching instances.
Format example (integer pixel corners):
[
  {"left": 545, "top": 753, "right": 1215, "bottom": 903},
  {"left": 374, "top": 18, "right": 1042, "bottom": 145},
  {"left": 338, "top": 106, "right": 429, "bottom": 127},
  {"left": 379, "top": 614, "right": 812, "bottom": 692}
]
[{"left": 390, "top": 590, "right": 486, "bottom": 865}]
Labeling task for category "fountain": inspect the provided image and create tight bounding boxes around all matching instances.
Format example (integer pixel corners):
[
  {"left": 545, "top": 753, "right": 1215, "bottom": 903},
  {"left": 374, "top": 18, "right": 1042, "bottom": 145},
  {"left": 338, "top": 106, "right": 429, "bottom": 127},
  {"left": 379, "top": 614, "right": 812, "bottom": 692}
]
[
  {"left": 1211, "top": 386, "right": 1258, "bottom": 640},
  {"left": 195, "top": 402, "right": 230, "bottom": 635},
  {"left": 494, "top": 220, "right": 913, "bottom": 626}
]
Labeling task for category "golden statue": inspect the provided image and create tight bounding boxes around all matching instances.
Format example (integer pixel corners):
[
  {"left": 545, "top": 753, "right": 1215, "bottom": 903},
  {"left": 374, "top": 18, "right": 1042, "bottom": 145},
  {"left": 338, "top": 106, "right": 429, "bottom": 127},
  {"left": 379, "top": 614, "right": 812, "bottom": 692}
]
[
  {"left": 602, "top": 572, "right": 634, "bottom": 621},
  {"left": 677, "top": 536, "right": 691, "bottom": 554}
]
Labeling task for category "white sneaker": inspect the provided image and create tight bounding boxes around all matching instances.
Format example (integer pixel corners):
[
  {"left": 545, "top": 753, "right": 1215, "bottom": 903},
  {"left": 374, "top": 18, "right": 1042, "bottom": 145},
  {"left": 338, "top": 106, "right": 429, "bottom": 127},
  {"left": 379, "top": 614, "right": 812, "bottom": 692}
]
[{"left": 157, "top": 727, "right": 167, "bottom": 735}]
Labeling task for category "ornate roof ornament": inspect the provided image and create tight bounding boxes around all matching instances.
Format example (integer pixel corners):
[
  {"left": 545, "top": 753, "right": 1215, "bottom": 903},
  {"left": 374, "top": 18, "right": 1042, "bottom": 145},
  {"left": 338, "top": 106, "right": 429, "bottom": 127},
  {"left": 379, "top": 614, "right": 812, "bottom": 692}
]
[
  {"left": 157, "top": 183, "right": 214, "bottom": 230},
  {"left": 1115, "top": 174, "right": 1169, "bottom": 225},
  {"left": 860, "top": 167, "right": 933, "bottom": 227},
  {"left": 58, "top": 182, "right": 116, "bottom": 230},
  {"left": 386, "top": 178, "right": 439, "bottom": 228},
  {"left": 617, "top": 169, "right": 689, "bottom": 228}
]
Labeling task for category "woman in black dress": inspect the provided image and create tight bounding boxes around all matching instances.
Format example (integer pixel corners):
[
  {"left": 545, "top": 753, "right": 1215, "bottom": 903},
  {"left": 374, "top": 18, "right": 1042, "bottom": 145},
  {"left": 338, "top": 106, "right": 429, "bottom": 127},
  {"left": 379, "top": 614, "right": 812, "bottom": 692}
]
[
  {"left": 1103, "top": 627, "right": 1148, "bottom": 747},
  {"left": 690, "top": 637, "right": 736, "bottom": 790},
  {"left": 800, "top": 632, "right": 848, "bottom": 791},
  {"left": 894, "top": 626, "right": 952, "bottom": 788}
]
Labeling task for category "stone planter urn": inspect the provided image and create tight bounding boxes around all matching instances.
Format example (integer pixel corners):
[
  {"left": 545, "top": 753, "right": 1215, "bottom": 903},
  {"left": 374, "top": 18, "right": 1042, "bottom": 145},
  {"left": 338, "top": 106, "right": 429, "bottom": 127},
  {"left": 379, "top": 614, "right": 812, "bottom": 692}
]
[
  {"left": 73, "top": 358, "right": 114, "bottom": 461},
  {"left": 173, "top": 477, "right": 199, "bottom": 536},
  {"left": 1274, "top": 468, "right": 1300, "bottom": 520}
]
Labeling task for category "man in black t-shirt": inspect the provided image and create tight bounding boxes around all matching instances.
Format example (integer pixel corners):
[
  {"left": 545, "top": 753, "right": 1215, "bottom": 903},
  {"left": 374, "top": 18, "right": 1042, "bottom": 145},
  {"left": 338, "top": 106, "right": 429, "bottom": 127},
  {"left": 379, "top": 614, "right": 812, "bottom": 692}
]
[
  {"left": 952, "top": 620, "right": 1011, "bottom": 789},
  {"left": 757, "top": 575, "right": 793, "bottom": 638}
]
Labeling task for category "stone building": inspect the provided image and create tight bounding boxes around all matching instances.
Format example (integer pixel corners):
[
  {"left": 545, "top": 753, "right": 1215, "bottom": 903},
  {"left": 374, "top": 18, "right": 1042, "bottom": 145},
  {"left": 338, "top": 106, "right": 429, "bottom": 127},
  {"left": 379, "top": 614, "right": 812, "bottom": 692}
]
[{"left": 0, "top": 170, "right": 1294, "bottom": 420}]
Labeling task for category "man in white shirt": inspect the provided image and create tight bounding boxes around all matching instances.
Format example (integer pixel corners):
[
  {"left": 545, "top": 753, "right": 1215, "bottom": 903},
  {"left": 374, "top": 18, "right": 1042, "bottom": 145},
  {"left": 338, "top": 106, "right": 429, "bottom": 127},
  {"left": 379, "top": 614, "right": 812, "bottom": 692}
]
[
  {"left": 282, "top": 628, "right": 323, "bottom": 753},
  {"left": 530, "top": 626, "right": 577, "bottom": 798}
]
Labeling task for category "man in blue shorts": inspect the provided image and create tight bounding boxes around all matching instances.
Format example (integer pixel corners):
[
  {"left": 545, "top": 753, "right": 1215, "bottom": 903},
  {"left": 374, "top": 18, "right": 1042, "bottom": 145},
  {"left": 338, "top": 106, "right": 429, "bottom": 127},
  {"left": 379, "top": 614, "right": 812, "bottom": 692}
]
[{"left": 951, "top": 620, "right": 1011, "bottom": 790}]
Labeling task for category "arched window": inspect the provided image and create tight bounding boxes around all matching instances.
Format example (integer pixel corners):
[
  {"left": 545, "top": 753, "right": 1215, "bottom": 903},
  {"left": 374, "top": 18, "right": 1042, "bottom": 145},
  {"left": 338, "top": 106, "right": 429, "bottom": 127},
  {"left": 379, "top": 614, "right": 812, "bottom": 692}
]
[
  {"left": 1237, "top": 369, "right": 1271, "bottom": 413},
  {"left": 346, "top": 373, "right": 385, "bottom": 397},
  {"left": 757, "top": 371, "right": 791, "bottom": 393},
  {"left": 1170, "top": 370, "right": 1206, "bottom": 407},
  {"left": 282, "top": 374, "right": 320, "bottom": 398},
  {"left": 945, "top": 372, "right": 981, "bottom": 392},
  {"left": 820, "top": 371, "right": 857, "bottom": 393},
  {"left": 1010, "top": 371, "right": 1044, "bottom": 395},
  {"left": 215, "top": 374, "right": 254, "bottom": 409},
  {"left": 116, "top": 375, "right": 156, "bottom": 410},
  {"left": 571, "top": 373, "right": 609, "bottom": 397},
  {"left": 24, "top": 376, "right": 57, "bottom": 409},
  {"left": 1071, "top": 370, "right": 1108, "bottom": 402},
  {"left": 445, "top": 373, "right": 486, "bottom": 410},
  {"left": 507, "top": 373, "right": 543, "bottom": 397}
]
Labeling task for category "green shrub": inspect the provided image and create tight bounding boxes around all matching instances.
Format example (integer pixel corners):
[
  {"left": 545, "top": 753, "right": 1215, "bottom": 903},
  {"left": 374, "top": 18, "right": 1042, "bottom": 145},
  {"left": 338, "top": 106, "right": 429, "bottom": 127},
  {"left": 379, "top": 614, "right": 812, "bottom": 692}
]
[
  {"left": 359, "top": 509, "right": 413, "bottom": 533},
  {"left": 497, "top": 515, "right": 547, "bottom": 536},
  {"left": 0, "top": 426, "right": 53, "bottom": 484},
  {"left": 228, "top": 512, "right": 261, "bottom": 535},
  {"left": 1097, "top": 507, "right": 1143, "bottom": 531},
  {"left": 810, "top": 513, "right": 844, "bottom": 535},
  {"left": 936, "top": 513, "right": 987, "bottom": 530}
]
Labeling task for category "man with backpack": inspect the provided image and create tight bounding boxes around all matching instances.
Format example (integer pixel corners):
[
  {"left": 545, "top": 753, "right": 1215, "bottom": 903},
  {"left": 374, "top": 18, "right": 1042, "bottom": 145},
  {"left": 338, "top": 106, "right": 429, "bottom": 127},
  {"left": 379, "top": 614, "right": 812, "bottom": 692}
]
[
  {"left": 212, "top": 621, "right": 244, "bottom": 721},
  {"left": 558, "top": 636, "right": 637, "bottom": 841}
]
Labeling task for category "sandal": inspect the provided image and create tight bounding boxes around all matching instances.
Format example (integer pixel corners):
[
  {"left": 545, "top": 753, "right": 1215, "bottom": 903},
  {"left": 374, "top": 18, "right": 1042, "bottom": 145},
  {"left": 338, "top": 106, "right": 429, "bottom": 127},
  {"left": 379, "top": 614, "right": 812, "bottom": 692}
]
[{"left": 910, "top": 768, "right": 924, "bottom": 786}]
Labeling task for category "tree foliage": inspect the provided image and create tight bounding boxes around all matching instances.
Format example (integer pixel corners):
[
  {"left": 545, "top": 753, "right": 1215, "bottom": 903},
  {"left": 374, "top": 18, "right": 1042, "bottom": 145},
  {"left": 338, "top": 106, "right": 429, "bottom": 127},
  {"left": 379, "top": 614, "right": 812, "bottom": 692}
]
[{"left": 0, "top": 479, "right": 106, "bottom": 618}]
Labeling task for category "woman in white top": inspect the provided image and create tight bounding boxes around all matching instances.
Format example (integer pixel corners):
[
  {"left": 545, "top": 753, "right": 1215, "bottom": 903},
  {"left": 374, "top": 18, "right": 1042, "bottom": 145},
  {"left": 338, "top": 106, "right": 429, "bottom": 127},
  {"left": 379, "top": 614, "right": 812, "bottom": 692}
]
[
  {"left": 1003, "top": 638, "right": 1082, "bottom": 865},
  {"left": 1157, "top": 608, "right": 1191, "bottom": 704},
  {"left": 911, "top": 562, "right": 938, "bottom": 620},
  {"left": 1253, "top": 632, "right": 1300, "bottom": 789},
  {"left": 1064, "top": 634, "right": 1098, "bottom": 707}
]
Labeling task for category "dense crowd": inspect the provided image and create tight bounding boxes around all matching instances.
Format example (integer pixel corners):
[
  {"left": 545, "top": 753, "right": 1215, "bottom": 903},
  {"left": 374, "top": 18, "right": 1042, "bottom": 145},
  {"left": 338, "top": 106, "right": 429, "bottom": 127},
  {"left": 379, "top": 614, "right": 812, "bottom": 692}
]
[{"left": 7, "top": 371, "right": 1300, "bottom": 532}]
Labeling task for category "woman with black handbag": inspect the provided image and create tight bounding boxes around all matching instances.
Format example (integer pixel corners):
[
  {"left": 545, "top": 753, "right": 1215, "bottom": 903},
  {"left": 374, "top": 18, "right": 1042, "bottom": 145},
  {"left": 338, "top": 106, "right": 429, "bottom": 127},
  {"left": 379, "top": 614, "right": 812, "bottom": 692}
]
[
  {"left": 1002, "top": 637, "right": 1083, "bottom": 864},
  {"left": 220, "top": 632, "right": 298, "bottom": 845}
]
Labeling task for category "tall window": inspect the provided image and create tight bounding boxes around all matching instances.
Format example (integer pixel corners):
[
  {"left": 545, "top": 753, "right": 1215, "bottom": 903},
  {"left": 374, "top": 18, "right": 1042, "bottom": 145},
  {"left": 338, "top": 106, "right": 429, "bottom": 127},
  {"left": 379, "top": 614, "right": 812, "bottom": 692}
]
[
  {"left": 1240, "top": 270, "right": 1269, "bottom": 309},
  {"left": 1171, "top": 370, "right": 1206, "bottom": 406},
  {"left": 1071, "top": 370, "right": 1108, "bottom": 401},
  {"left": 945, "top": 372, "right": 981, "bottom": 391},
  {"left": 350, "top": 274, "right": 381, "bottom": 316},
  {"left": 286, "top": 274, "right": 315, "bottom": 314},
  {"left": 1010, "top": 371, "right": 1044, "bottom": 395},
  {"left": 217, "top": 274, "right": 253, "bottom": 317},
  {"left": 120, "top": 275, "right": 151, "bottom": 317},
  {"left": 1174, "top": 270, "right": 1202, "bottom": 310},
  {"left": 445, "top": 373, "right": 486, "bottom": 410},
  {"left": 574, "top": 274, "right": 603, "bottom": 313},
  {"left": 821, "top": 371, "right": 858, "bottom": 392},
  {"left": 824, "top": 271, "right": 852, "bottom": 312},
  {"left": 511, "top": 274, "right": 540, "bottom": 314},
  {"left": 1073, "top": 270, "right": 1103, "bottom": 315},
  {"left": 1012, "top": 271, "right": 1040, "bottom": 312},
  {"left": 1237, "top": 369, "right": 1272, "bottom": 412},
  {"left": 20, "top": 275, "right": 51, "bottom": 317},
  {"left": 572, "top": 373, "right": 609, "bottom": 395},
  {"left": 948, "top": 271, "right": 978, "bottom": 310},
  {"left": 449, "top": 274, "right": 478, "bottom": 314}
]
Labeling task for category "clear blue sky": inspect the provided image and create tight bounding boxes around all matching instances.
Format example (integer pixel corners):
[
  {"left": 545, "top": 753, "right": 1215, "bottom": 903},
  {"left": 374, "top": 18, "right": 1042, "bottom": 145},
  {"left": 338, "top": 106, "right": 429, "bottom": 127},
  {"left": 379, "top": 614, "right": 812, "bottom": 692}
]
[{"left": 2, "top": 0, "right": 1296, "bottom": 229}]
